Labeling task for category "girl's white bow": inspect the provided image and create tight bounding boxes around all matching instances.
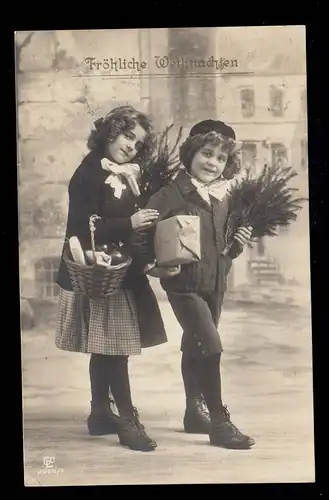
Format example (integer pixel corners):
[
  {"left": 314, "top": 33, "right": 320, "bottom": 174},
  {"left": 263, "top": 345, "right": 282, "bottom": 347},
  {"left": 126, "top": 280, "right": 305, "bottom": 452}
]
[{"left": 101, "top": 158, "right": 141, "bottom": 198}]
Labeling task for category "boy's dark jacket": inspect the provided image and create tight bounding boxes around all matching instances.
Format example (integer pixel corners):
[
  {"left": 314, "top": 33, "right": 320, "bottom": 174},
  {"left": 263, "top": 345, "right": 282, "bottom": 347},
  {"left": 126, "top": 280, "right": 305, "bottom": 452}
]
[
  {"left": 130, "top": 170, "right": 243, "bottom": 295},
  {"left": 56, "top": 150, "right": 167, "bottom": 349}
]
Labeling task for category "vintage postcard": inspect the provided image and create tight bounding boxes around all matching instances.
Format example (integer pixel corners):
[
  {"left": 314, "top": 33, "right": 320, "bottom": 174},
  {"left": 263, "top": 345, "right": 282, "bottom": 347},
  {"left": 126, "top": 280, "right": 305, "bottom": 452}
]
[{"left": 16, "top": 26, "right": 314, "bottom": 486}]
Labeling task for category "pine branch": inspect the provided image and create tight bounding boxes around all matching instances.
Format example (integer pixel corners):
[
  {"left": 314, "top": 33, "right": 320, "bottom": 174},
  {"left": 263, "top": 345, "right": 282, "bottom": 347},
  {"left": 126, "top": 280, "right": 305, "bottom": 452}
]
[
  {"left": 139, "top": 124, "right": 183, "bottom": 203},
  {"left": 223, "top": 164, "right": 308, "bottom": 252}
]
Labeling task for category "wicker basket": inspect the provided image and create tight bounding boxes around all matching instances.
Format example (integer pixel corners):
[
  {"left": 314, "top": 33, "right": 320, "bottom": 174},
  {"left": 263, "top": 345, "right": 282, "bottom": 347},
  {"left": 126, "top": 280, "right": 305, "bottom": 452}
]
[{"left": 64, "top": 215, "right": 132, "bottom": 298}]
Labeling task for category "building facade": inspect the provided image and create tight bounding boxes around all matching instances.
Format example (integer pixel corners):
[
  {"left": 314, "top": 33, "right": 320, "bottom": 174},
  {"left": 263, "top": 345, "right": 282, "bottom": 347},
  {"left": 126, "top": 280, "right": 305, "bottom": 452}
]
[{"left": 214, "top": 69, "right": 309, "bottom": 288}]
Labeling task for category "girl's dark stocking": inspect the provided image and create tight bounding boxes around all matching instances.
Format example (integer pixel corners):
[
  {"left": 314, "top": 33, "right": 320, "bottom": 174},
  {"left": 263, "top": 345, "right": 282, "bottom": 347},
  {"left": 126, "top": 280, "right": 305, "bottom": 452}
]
[
  {"left": 87, "top": 354, "right": 120, "bottom": 436},
  {"left": 106, "top": 355, "right": 135, "bottom": 418},
  {"left": 89, "top": 353, "right": 110, "bottom": 404}
]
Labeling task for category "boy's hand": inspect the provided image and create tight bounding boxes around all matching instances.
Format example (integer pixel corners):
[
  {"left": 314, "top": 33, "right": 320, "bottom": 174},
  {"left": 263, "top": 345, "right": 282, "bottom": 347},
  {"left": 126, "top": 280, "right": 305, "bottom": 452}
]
[
  {"left": 233, "top": 226, "right": 253, "bottom": 248},
  {"left": 147, "top": 265, "right": 181, "bottom": 279}
]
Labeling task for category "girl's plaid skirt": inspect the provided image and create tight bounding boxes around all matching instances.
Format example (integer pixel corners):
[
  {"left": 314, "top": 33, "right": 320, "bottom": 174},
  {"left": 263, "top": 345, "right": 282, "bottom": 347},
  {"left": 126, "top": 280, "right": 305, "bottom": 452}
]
[{"left": 55, "top": 287, "right": 141, "bottom": 355}]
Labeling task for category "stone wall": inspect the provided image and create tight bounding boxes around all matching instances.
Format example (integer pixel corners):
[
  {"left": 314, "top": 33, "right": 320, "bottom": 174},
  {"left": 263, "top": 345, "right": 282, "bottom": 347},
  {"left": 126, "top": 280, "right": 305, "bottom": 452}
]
[
  {"left": 16, "top": 28, "right": 221, "bottom": 299},
  {"left": 16, "top": 30, "right": 158, "bottom": 298}
]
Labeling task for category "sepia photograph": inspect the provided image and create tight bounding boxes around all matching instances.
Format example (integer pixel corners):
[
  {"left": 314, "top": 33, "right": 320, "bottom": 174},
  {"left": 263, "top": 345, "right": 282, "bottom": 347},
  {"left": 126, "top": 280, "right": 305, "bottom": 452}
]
[{"left": 16, "top": 26, "right": 314, "bottom": 486}]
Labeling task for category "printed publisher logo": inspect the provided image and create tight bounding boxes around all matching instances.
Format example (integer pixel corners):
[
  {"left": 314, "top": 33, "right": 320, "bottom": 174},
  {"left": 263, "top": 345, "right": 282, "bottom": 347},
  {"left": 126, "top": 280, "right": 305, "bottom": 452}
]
[
  {"left": 36, "top": 456, "right": 64, "bottom": 475},
  {"left": 43, "top": 456, "right": 55, "bottom": 468}
]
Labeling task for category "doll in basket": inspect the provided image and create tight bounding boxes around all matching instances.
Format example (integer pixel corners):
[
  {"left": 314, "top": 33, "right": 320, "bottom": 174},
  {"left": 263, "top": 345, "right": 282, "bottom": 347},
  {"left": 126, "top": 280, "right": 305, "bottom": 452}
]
[
  {"left": 130, "top": 119, "right": 256, "bottom": 450},
  {"left": 55, "top": 105, "right": 169, "bottom": 452}
]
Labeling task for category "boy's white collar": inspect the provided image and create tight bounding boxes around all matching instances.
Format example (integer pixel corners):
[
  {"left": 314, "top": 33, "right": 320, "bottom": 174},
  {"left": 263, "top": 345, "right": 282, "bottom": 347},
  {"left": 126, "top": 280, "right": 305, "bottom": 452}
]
[{"left": 188, "top": 173, "right": 231, "bottom": 202}]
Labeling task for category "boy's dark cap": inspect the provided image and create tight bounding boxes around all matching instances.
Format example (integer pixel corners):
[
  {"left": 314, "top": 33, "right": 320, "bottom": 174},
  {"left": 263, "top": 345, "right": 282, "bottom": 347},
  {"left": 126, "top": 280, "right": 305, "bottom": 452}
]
[{"left": 189, "top": 119, "right": 236, "bottom": 140}]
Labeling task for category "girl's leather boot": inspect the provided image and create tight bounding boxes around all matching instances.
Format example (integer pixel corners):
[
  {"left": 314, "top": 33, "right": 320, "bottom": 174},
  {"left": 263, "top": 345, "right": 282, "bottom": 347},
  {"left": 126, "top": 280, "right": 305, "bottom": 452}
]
[
  {"left": 87, "top": 398, "right": 121, "bottom": 435},
  {"left": 118, "top": 407, "right": 157, "bottom": 452}
]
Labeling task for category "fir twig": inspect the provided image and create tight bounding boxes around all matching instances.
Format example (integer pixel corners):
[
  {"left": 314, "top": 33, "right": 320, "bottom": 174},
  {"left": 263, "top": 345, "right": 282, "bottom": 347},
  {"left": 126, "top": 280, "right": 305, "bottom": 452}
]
[
  {"left": 223, "top": 164, "right": 308, "bottom": 254},
  {"left": 139, "top": 124, "right": 183, "bottom": 203}
]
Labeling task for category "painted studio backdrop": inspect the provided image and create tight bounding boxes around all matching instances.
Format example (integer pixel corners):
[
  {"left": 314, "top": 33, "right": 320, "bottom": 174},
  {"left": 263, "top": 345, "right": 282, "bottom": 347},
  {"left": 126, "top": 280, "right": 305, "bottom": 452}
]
[{"left": 16, "top": 27, "right": 314, "bottom": 486}]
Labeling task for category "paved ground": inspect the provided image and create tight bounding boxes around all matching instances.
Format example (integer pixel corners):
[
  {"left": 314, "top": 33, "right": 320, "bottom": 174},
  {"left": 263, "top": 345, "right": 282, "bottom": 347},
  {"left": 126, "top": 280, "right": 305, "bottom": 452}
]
[{"left": 21, "top": 294, "right": 315, "bottom": 486}]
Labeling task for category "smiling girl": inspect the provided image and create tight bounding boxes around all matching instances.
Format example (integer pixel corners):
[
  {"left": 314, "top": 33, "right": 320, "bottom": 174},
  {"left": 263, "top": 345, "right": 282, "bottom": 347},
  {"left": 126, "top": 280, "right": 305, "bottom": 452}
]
[
  {"left": 131, "top": 119, "right": 255, "bottom": 449},
  {"left": 55, "top": 105, "right": 167, "bottom": 452}
]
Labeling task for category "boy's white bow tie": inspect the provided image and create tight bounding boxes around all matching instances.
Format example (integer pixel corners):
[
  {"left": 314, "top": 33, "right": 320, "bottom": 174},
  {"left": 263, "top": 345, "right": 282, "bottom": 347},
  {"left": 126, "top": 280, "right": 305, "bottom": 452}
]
[
  {"left": 101, "top": 158, "right": 141, "bottom": 198},
  {"left": 190, "top": 177, "right": 231, "bottom": 203}
]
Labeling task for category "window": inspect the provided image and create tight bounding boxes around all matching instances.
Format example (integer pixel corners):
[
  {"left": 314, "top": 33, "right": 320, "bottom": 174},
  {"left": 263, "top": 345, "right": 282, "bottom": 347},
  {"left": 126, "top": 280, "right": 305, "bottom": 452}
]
[
  {"left": 241, "top": 142, "right": 257, "bottom": 173},
  {"left": 271, "top": 142, "right": 288, "bottom": 167},
  {"left": 269, "top": 86, "right": 284, "bottom": 117},
  {"left": 240, "top": 88, "right": 255, "bottom": 118},
  {"left": 35, "top": 257, "right": 61, "bottom": 298}
]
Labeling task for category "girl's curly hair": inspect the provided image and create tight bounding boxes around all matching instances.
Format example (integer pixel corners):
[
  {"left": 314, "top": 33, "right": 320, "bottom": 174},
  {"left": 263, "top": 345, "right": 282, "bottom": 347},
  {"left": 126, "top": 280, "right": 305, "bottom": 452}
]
[
  {"left": 179, "top": 130, "right": 241, "bottom": 180},
  {"left": 87, "top": 105, "right": 157, "bottom": 165}
]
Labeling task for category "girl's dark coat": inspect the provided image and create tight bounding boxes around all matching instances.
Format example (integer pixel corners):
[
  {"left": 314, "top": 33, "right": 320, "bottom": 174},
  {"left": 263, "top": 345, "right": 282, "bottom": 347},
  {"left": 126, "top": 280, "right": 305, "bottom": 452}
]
[{"left": 56, "top": 150, "right": 167, "bottom": 349}]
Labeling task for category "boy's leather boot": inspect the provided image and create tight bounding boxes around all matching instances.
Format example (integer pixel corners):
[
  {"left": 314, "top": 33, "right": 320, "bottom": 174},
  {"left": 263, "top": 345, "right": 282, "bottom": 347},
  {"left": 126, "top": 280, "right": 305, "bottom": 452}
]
[
  {"left": 209, "top": 405, "right": 256, "bottom": 449},
  {"left": 183, "top": 397, "right": 211, "bottom": 434}
]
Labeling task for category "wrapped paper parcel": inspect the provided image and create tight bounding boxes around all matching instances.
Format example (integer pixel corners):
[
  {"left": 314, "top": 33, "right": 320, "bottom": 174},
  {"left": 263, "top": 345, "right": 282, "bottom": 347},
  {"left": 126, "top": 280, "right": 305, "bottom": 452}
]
[{"left": 154, "top": 215, "right": 201, "bottom": 267}]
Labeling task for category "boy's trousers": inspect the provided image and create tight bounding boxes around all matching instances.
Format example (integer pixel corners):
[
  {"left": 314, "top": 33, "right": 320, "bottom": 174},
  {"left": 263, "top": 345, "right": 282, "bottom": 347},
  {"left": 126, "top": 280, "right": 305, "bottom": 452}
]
[{"left": 166, "top": 290, "right": 225, "bottom": 359}]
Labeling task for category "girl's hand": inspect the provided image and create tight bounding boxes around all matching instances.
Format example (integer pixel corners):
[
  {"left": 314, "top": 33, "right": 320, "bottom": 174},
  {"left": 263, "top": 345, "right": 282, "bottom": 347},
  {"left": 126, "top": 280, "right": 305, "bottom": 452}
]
[
  {"left": 233, "top": 226, "right": 253, "bottom": 248},
  {"left": 147, "top": 265, "right": 181, "bottom": 279},
  {"left": 131, "top": 209, "right": 159, "bottom": 230}
]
